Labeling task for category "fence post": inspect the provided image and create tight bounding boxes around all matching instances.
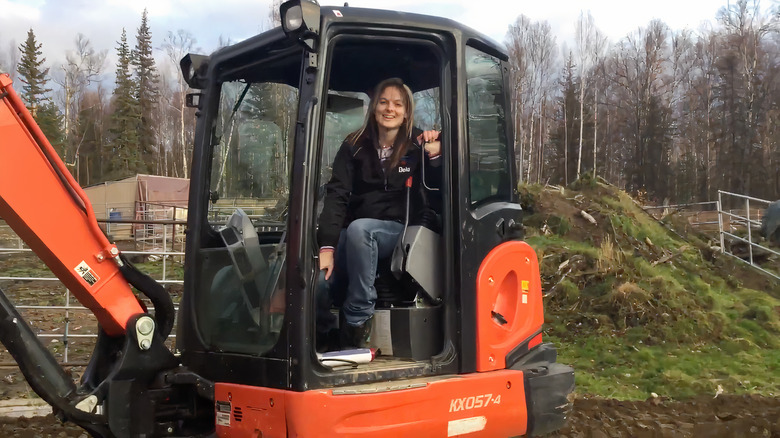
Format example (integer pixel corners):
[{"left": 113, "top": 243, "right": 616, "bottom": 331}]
[
  {"left": 746, "top": 197, "right": 753, "bottom": 265},
  {"left": 718, "top": 192, "right": 724, "bottom": 253},
  {"left": 64, "top": 290, "right": 70, "bottom": 363},
  {"left": 172, "top": 206, "right": 178, "bottom": 253},
  {"left": 162, "top": 222, "right": 168, "bottom": 282}
]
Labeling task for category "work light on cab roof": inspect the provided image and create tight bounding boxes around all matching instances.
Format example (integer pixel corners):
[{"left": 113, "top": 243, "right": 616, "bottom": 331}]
[{"left": 281, "top": 0, "right": 321, "bottom": 51}]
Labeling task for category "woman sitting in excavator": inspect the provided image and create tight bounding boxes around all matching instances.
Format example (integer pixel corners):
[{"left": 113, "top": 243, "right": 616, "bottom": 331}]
[{"left": 316, "top": 77, "right": 441, "bottom": 350}]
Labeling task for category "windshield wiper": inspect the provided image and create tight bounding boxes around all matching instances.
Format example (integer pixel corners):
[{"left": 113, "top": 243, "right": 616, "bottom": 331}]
[{"left": 227, "top": 82, "right": 252, "bottom": 126}]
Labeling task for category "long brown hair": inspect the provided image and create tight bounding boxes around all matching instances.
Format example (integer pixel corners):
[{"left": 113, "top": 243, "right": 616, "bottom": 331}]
[{"left": 347, "top": 77, "right": 415, "bottom": 170}]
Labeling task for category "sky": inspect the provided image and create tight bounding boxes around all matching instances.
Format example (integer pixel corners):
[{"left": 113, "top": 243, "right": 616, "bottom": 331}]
[{"left": 0, "top": 0, "right": 733, "bottom": 82}]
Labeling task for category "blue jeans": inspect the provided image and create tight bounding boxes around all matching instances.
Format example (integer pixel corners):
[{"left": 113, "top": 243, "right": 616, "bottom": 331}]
[{"left": 317, "top": 218, "right": 404, "bottom": 329}]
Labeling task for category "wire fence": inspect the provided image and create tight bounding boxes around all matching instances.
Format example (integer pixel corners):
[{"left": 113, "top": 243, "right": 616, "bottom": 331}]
[
  {"left": 716, "top": 191, "right": 779, "bottom": 281},
  {"left": 643, "top": 201, "right": 721, "bottom": 231},
  {"left": 0, "top": 218, "right": 184, "bottom": 367},
  {"left": 644, "top": 193, "right": 779, "bottom": 281},
  {"left": 0, "top": 197, "right": 285, "bottom": 369}
]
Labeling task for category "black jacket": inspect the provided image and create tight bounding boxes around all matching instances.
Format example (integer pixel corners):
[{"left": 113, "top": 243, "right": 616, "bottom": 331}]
[{"left": 317, "top": 131, "right": 441, "bottom": 249}]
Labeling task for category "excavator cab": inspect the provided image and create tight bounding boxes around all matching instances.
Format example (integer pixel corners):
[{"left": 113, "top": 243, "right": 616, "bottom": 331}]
[
  {"left": 175, "top": 2, "right": 574, "bottom": 436},
  {"left": 0, "top": 1, "right": 573, "bottom": 437}
]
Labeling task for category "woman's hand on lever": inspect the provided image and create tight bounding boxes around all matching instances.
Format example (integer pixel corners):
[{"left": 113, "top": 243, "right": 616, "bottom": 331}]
[
  {"left": 417, "top": 130, "right": 441, "bottom": 158},
  {"left": 319, "top": 248, "right": 334, "bottom": 280}
]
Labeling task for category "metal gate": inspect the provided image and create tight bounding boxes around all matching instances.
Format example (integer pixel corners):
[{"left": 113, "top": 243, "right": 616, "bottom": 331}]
[
  {"left": 0, "top": 218, "right": 184, "bottom": 367},
  {"left": 716, "top": 191, "right": 779, "bottom": 281}
]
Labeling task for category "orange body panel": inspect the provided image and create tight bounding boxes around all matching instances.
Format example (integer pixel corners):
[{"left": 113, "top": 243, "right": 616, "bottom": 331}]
[
  {"left": 475, "top": 241, "right": 545, "bottom": 372},
  {"left": 0, "top": 74, "right": 143, "bottom": 335},
  {"left": 215, "top": 370, "right": 528, "bottom": 438},
  {"left": 528, "top": 333, "right": 543, "bottom": 350}
]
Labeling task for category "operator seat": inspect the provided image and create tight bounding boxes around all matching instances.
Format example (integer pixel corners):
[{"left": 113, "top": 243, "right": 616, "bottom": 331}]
[{"left": 367, "top": 222, "right": 444, "bottom": 360}]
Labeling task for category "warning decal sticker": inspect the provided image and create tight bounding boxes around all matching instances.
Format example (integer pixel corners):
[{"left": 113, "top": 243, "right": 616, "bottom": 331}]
[
  {"left": 216, "top": 401, "right": 231, "bottom": 426},
  {"left": 74, "top": 261, "right": 100, "bottom": 286},
  {"left": 216, "top": 412, "right": 231, "bottom": 427}
]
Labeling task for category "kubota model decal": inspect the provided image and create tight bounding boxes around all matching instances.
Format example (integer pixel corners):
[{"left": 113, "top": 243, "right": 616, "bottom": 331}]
[{"left": 448, "top": 393, "right": 501, "bottom": 412}]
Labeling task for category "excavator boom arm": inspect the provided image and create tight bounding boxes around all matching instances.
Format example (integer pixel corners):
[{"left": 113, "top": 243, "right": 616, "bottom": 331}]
[
  {"left": 0, "top": 74, "right": 197, "bottom": 438},
  {"left": 0, "top": 73, "right": 144, "bottom": 335}
]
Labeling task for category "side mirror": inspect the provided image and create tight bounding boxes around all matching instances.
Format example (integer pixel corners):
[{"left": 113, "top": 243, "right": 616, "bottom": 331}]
[
  {"left": 185, "top": 93, "right": 203, "bottom": 108},
  {"left": 280, "top": 0, "right": 321, "bottom": 52}
]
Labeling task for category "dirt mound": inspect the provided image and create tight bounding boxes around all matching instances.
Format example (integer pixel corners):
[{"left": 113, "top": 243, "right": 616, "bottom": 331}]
[{"left": 522, "top": 179, "right": 779, "bottom": 341}]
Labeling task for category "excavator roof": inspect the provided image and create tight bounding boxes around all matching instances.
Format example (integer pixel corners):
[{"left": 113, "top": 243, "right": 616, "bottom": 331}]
[{"left": 206, "top": 5, "right": 506, "bottom": 93}]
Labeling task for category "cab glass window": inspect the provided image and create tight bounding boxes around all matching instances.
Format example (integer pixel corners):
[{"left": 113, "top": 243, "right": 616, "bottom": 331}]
[
  {"left": 465, "top": 45, "right": 511, "bottom": 206},
  {"left": 317, "top": 38, "right": 443, "bottom": 195},
  {"left": 313, "top": 38, "right": 446, "bottom": 355},
  {"left": 318, "top": 88, "right": 441, "bottom": 187},
  {"left": 195, "top": 50, "right": 300, "bottom": 356}
]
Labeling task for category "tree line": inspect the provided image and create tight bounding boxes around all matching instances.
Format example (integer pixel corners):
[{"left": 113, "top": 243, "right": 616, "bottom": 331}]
[
  {"left": 1, "top": 0, "right": 777, "bottom": 204},
  {"left": 509, "top": 0, "right": 779, "bottom": 204},
  {"left": 1, "top": 9, "right": 199, "bottom": 185}
]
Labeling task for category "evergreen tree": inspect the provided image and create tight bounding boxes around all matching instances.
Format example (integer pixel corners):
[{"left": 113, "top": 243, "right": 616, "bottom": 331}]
[
  {"left": 132, "top": 9, "right": 161, "bottom": 174},
  {"left": 549, "top": 54, "right": 581, "bottom": 186},
  {"left": 16, "top": 29, "right": 50, "bottom": 115},
  {"left": 642, "top": 94, "right": 673, "bottom": 198},
  {"left": 109, "top": 28, "right": 140, "bottom": 176},
  {"left": 17, "top": 29, "right": 64, "bottom": 153},
  {"left": 36, "top": 101, "right": 64, "bottom": 151}
]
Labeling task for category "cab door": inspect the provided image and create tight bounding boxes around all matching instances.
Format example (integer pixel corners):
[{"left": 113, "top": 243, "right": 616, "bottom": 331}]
[
  {"left": 455, "top": 43, "right": 524, "bottom": 372},
  {"left": 298, "top": 24, "right": 462, "bottom": 389}
]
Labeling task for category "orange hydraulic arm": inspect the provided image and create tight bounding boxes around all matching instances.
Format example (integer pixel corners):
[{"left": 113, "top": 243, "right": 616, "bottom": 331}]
[{"left": 0, "top": 73, "right": 143, "bottom": 336}]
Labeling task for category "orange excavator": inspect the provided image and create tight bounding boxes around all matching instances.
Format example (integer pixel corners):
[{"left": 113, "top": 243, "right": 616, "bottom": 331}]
[{"left": 0, "top": 1, "right": 574, "bottom": 436}]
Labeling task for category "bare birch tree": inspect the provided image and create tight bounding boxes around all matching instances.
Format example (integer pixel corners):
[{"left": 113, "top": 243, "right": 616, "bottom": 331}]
[
  {"left": 506, "top": 16, "right": 558, "bottom": 183},
  {"left": 611, "top": 20, "right": 673, "bottom": 196},
  {"left": 162, "top": 30, "right": 198, "bottom": 178},
  {"left": 0, "top": 37, "right": 19, "bottom": 79},
  {"left": 574, "top": 11, "right": 606, "bottom": 179},
  {"left": 506, "top": 15, "right": 532, "bottom": 183},
  {"left": 51, "top": 34, "right": 106, "bottom": 179},
  {"left": 715, "top": 0, "right": 775, "bottom": 198}
]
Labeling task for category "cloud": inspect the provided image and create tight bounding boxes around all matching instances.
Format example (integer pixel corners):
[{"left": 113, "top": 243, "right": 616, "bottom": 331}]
[
  {"left": 322, "top": 0, "right": 726, "bottom": 47},
  {"left": 0, "top": 0, "right": 279, "bottom": 85},
  {"left": 0, "top": 0, "right": 729, "bottom": 93},
  {"left": 0, "top": 0, "right": 41, "bottom": 20}
]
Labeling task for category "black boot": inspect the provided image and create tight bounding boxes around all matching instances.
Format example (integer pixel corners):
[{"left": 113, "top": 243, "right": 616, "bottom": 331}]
[
  {"left": 339, "top": 316, "right": 373, "bottom": 349},
  {"left": 316, "top": 328, "right": 341, "bottom": 353}
]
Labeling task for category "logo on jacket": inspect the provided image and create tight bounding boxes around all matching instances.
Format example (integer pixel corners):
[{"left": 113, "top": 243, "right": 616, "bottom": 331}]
[{"left": 398, "top": 166, "right": 411, "bottom": 173}]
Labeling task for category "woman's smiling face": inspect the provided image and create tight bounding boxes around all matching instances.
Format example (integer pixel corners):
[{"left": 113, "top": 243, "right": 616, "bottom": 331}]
[{"left": 374, "top": 85, "right": 406, "bottom": 133}]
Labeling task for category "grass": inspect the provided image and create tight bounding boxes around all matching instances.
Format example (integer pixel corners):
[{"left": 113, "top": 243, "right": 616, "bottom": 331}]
[
  {"left": 134, "top": 258, "right": 184, "bottom": 281},
  {"left": 546, "top": 331, "right": 780, "bottom": 400},
  {"left": 0, "top": 260, "right": 55, "bottom": 279}
]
